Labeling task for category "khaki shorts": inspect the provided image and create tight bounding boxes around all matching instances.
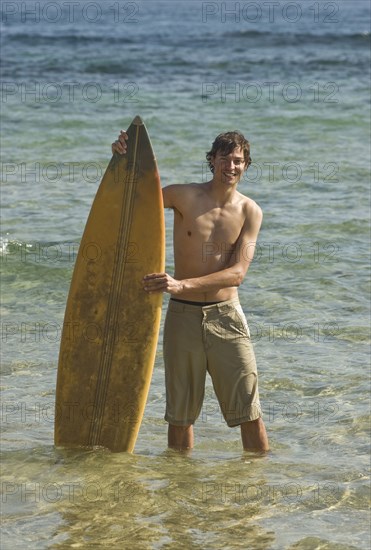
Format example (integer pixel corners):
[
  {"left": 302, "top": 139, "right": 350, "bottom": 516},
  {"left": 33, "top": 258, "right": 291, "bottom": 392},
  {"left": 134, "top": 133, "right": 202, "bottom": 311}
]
[{"left": 163, "top": 298, "right": 262, "bottom": 427}]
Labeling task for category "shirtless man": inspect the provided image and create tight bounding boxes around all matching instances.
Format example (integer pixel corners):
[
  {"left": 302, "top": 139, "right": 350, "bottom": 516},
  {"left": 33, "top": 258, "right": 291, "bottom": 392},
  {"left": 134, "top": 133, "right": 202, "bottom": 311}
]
[{"left": 112, "top": 129, "right": 269, "bottom": 453}]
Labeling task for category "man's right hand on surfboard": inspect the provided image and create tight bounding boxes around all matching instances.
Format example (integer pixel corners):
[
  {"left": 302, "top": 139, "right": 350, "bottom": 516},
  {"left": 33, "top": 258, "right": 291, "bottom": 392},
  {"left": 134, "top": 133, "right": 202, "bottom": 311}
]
[{"left": 111, "top": 130, "right": 128, "bottom": 155}]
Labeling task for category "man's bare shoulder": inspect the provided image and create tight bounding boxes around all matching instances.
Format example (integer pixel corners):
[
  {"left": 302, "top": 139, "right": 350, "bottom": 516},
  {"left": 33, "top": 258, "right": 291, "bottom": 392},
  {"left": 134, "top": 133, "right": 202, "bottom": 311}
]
[
  {"left": 164, "top": 182, "right": 205, "bottom": 194},
  {"left": 162, "top": 182, "right": 205, "bottom": 208},
  {"left": 236, "top": 191, "right": 263, "bottom": 220}
]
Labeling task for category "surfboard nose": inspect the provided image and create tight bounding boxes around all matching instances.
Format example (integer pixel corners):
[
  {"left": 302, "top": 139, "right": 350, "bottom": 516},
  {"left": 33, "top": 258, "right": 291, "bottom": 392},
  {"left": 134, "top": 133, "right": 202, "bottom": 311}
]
[{"left": 132, "top": 115, "right": 144, "bottom": 126}]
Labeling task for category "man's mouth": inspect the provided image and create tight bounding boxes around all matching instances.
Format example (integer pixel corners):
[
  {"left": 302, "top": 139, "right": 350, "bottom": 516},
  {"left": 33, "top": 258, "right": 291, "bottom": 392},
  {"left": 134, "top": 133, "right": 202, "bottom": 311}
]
[{"left": 223, "top": 172, "right": 236, "bottom": 178}]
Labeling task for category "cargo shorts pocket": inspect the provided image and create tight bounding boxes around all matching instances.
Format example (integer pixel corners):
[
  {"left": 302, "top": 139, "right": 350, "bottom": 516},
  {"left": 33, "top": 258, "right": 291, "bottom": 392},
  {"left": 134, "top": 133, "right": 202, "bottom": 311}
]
[{"left": 231, "top": 305, "right": 251, "bottom": 339}]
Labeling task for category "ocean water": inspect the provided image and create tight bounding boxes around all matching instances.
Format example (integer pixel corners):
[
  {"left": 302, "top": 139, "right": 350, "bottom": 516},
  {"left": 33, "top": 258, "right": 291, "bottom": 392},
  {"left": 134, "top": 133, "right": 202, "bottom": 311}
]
[{"left": 1, "top": 0, "right": 370, "bottom": 548}]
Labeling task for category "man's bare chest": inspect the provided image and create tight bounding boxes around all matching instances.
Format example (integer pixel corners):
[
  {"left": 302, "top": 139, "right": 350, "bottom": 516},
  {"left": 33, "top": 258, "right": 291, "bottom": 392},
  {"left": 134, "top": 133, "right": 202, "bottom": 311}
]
[{"left": 177, "top": 207, "right": 244, "bottom": 245}]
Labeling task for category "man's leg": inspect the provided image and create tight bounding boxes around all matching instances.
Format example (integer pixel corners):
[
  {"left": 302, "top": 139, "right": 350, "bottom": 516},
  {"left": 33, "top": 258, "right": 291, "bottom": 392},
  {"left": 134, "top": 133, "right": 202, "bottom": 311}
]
[
  {"left": 240, "top": 417, "right": 269, "bottom": 452},
  {"left": 168, "top": 424, "right": 194, "bottom": 451}
]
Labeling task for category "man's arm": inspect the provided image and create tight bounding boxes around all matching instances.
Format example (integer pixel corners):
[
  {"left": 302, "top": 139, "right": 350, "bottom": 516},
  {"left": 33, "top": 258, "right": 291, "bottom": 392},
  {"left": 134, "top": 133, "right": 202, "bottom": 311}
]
[
  {"left": 143, "top": 202, "right": 263, "bottom": 295},
  {"left": 162, "top": 184, "right": 185, "bottom": 209}
]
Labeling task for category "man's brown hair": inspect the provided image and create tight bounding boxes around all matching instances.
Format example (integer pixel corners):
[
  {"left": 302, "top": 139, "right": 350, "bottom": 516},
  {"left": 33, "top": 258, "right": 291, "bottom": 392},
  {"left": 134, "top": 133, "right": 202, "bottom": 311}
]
[{"left": 206, "top": 131, "right": 252, "bottom": 173}]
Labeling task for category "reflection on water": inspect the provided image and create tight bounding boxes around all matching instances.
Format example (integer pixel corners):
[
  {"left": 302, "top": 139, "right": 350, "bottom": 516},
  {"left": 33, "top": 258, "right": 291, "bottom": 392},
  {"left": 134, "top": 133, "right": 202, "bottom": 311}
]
[
  {"left": 1, "top": 437, "right": 368, "bottom": 549},
  {"left": 2, "top": 447, "right": 276, "bottom": 549}
]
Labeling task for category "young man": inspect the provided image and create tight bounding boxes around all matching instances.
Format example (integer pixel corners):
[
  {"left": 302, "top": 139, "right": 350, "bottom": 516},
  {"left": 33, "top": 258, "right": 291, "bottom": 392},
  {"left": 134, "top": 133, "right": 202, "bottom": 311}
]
[{"left": 112, "top": 129, "right": 269, "bottom": 453}]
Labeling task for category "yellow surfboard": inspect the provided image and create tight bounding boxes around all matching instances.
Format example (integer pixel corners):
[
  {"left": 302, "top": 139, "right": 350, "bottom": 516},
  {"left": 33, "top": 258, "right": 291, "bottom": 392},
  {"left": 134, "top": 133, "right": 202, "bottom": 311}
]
[{"left": 54, "top": 116, "right": 164, "bottom": 452}]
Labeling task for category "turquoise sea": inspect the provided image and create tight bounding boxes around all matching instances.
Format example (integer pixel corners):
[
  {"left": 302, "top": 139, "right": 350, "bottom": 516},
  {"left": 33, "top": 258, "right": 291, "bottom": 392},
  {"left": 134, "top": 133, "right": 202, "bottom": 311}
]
[{"left": 1, "top": 0, "right": 370, "bottom": 548}]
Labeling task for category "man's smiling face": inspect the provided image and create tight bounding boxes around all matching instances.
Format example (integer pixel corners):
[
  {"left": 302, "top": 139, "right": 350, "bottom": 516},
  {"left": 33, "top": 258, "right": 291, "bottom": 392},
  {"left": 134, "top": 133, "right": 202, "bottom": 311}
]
[{"left": 211, "top": 147, "right": 247, "bottom": 186}]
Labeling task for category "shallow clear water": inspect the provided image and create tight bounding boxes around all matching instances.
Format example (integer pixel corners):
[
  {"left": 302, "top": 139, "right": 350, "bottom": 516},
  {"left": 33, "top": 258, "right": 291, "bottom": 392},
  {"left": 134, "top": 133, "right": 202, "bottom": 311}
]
[{"left": 1, "top": 1, "right": 370, "bottom": 548}]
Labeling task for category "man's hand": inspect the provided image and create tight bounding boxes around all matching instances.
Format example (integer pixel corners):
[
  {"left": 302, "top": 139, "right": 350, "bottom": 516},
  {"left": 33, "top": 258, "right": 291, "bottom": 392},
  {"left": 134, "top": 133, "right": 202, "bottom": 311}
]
[
  {"left": 111, "top": 130, "right": 128, "bottom": 155},
  {"left": 142, "top": 273, "right": 184, "bottom": 295}
]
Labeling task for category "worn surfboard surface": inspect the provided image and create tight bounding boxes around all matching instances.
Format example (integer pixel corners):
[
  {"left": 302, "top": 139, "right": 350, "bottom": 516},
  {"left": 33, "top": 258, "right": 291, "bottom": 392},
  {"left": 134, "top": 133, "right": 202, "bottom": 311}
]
[{"left": 54, "top": 116, "right": 164, "bottom": 452}]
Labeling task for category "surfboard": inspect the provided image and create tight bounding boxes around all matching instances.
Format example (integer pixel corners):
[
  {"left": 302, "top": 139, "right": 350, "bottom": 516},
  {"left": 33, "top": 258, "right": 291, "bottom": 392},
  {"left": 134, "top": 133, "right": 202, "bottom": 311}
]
[{"left": 54, "top": 115, "right": 164, "bottom": 453}]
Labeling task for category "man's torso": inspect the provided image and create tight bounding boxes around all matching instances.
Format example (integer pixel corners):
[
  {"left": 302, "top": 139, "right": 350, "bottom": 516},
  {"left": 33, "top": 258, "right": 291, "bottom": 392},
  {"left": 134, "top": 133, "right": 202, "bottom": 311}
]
[{"left": 166, "top": 182, "right": 251, "bottom": 301}]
